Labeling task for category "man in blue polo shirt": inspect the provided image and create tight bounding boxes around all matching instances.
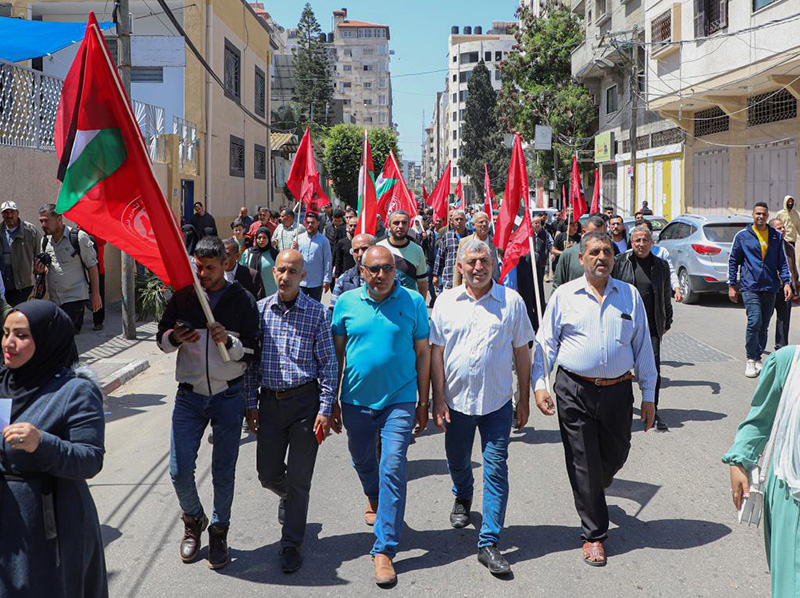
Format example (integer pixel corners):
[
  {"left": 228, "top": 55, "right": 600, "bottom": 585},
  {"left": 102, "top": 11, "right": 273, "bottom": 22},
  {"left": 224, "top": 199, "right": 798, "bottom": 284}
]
[{"left": 331, "top": 245, "right": 430, "bottom": 589}]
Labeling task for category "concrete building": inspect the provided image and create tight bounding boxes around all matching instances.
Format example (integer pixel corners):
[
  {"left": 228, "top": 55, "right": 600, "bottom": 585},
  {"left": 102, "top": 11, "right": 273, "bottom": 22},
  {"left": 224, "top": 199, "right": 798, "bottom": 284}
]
[
  {"left": 571, "top": 0, "right": 684, "bottom": 219},
  {"left": 645, "top": 0, "right": 800, "bottom": 214},
  {"left": 519, "top": 0, "right": 543, "bottom": 18},
  {"left": 445, "top": 23, "right": 515, "bottom": 203},
  {"left": 329, "top": 8, "right": 393, "bottom": 129}
]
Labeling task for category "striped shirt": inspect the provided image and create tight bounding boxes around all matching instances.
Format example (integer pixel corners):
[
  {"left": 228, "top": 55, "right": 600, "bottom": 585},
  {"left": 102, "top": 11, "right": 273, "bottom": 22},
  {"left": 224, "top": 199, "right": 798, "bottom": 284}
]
[
  {"left": 532, "top": 275, "right": 658, "bottom": 402},
  {"left": 430, "top": 282, "right": 534, "bottom": 415}
]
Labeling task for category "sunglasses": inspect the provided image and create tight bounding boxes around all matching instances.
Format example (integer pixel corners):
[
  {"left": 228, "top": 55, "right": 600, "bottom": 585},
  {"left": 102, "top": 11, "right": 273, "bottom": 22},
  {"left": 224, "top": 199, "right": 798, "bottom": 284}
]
[{"left": 364, "top": 264, "right": 395, "bottom": 273}]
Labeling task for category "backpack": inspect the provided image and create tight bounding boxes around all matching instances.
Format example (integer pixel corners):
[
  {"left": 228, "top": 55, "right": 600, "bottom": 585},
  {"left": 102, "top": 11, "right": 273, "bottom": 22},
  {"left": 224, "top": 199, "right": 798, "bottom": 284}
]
[{"left": 42, "top": 228, "right": 97, "bottom": 282}]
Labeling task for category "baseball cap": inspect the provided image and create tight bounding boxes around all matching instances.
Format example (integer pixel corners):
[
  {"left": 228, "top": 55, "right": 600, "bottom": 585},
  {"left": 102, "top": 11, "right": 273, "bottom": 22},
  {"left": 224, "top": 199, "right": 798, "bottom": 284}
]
[{"left": 0, "top": 201, "right": 18, "bottom": 212}]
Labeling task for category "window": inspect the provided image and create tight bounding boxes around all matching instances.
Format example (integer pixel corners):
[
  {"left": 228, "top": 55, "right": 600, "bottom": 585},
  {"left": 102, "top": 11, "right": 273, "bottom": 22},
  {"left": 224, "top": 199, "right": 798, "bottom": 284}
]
[
  {"left": 452, "top": 111, "right": 457, "bottom": 122},
  {"left": 460, "top": 51, "right": 479, "bottom": 64},
  {"left": 452, "top": 54, "right": 457, "bottom": 63},
  {"left": 378, "top": 62, "right": 388, "bottom": 72},
  {"left": 342, "top": 81, "right": 352, "bottom": 89},
  {"left": 452, "top": 74, "right": 457, "bottom": 82},
  {"left": 452, "top": 92, "right": 457, "bottom": 103},
  {"left": 459, "top": 90, "right": 468, "bottom": 102},
  {"left": 605, "top": 85, "right": 618, "bottom": 114},
  {"left": 378, "top": 45, "right": 388, "bottom": 55},
  {"left": 495, "top": 69, "right": 502, "bottom": 81},
  {"left": 363, "top": 81, "right": 372, "bottom": 89},
  {"left": 131, "top": 66, "right": 163, "bottom": 83},
  {"left": 485, "top": 51, "right": 492, "bottom": 61},
  {"left": 343, "top": 48, "right": 353, "bottom": 57},
  {"left": 364, "top": 116, "right": 373, "bottom": 122},
  {"left": 453, "top": 148, "right": 457, "bottom": 158},
  {"left": 254, "top": 66, "right": 265, "bottom": 117},
  {"left": 452, "top": 130, "right": 457, "bottom": 140},
  {"left": 106, "top": 36, "right": 119, "bottom": 66},
  {"left": 747, "top": 88, "right": 797, "bottom": 126},
  {"left": 343, "top": 64, "right": 352, "bottom": 71},
  {"left": 459, "top": 71, "right": 472, "bottom": 83},
  {"left": 363, "top": 64, "right": 374, "bottom": 71},
  {"left": 363, "top": 47, "right": 374, "bottom": 55},
  {"left": 754, "top": 0, "right": 778, "bottom": 9},
  {"left": 254, "top": 144, "right": 266, "bottom": 179},
  {"left": 453, "top": 166, "right": 458, "bottom": 177},
  {"left": 378, "top": 112, "right": 387, "bottom": 123},
  {"left": 695, "top": 0, "right": 728, "bottom": 37},
  {"left": 229, "top": 135, "right": 244, "bottom": 177},
  {"left": 224, "top": 39, "right": 241, "bottom": 101},
  {"left": 459, "top": 109, "right": 464, "bottom": 120},
  {"left": 694, "top": 106, "right": 730, "bottom": 137},
  {"left": 378, "top": 95, "right": 387, "bottom": 105},
  {"left": 379, "top": 78, "right": 387, "bottom": 88},
  {"left": 495, "top": 51, "right": 502, "bottom": 61},
  {"left": 364, "top": 99, "right": 373, "bottom": 106},
  {"left": 342, "top": 99, "right": 351, "bottom": 106},
  {"left": 341, "top": 29, "right": 356, "bottom": 38}
]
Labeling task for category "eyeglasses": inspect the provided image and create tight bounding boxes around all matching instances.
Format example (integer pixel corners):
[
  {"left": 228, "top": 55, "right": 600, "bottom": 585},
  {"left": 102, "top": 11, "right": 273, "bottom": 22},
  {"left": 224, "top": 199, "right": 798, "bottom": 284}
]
[{"left": 363, "top": 264, "right": 395, "bottom": 273}]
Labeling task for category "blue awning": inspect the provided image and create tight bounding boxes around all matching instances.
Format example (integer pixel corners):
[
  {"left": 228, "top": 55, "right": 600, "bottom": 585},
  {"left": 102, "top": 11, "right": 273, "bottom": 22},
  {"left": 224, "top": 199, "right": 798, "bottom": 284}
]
[{"left": 0, "top": 17, "right": 115, "bottom": 63}]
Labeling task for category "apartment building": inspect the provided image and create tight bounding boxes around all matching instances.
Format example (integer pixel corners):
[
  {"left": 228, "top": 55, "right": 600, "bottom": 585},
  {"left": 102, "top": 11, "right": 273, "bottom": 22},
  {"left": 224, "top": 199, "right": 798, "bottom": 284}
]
[
  {"left": 571, "top": 0, "right": 684, "bottom": 219},
  {"left": 330, "top": 8, "right": 393, "bottom": 129},
  {"left": 645, "top": 0, "right": 800, "bottom": 214}
]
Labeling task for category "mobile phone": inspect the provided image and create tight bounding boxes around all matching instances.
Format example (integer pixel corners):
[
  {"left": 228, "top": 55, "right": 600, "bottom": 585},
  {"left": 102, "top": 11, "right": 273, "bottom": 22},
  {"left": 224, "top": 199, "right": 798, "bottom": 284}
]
[
  {"left": 175, "top": 319, "right": 195, "bottom": 333},
  {"left": 315, "top": 424, "right": 325, "bottom": 445}
]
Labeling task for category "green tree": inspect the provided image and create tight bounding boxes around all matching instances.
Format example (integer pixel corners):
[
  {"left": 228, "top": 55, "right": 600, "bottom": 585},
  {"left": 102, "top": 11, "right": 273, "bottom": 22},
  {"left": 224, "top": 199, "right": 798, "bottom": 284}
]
[
  {"left": 323, "top": 125, "right": 399, "bottom": 208},
  {"left": 497, "top": 2, "right": 597, "bottom": 183},
  {"left": 460, "top": 61, "right": 509, "bottom": 202},
  {"left": 292, "top": 4, "right": 334, "bottom": 130}
]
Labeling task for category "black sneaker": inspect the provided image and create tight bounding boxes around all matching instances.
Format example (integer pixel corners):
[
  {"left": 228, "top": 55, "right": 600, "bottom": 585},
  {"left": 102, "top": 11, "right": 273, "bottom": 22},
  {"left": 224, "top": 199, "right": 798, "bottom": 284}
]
[
  {"left": 207, "top": 524, "right": 230, "bottom": 570},
  {"left": 477, "top": 545, "right": 511, "bottom": 575},
  {"left": 655, "top": 414, "right": 669, "bottom": 431},
  {"left": 449, "top": 497, "right": 471, "bottom": 529},
  {"left": 278, "top": 498, "right": 287, "bottom": 525},
  {"left": 280, "top": 546, "right": 303, "bottom": 574}
]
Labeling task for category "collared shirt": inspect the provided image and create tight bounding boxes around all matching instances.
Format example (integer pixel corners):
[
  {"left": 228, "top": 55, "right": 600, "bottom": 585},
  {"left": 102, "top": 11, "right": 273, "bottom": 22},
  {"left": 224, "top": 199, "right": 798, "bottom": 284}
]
[
  {"left": 331, "top": 283, "right": 429, "bottom": 410},
  {"left": 532, "top": 275, "right": 658, "bottom": 402},
  {"left": 430, "top": 282, "right": 534, "bottom": 415},
  {"left": 434, "top": 229, "right": 463, "bottom": 290},
  {"left": 273, "top": 221, "right": 303, "bottom": 252},
  {"left": 297, "top": 230, "right": 332, "bottom": 288},
  {"left": 329, "top": 265, "right": 363, "bottom": 314},
  {"left": 44, "top": 226, "right": 97, "bottom": 305},
  {"left": 223, "top": 263, "right": 237, "bottom": 284},
  {"left": 244, "top": 291, "right": 338, "bottom": 415},
  {"left": 651, "top": 245, "right": 678, "bottom": 290}
]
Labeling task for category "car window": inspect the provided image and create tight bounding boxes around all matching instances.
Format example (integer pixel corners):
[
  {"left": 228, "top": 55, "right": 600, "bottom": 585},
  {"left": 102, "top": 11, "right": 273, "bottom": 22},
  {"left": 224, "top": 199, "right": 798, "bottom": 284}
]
[
  {"left": 646, "top": 218, "right": 668, "bottom": 231},
  {"left": 704, "top": 223, "right": 747, "bottom": 243},
  {"left": 659, "top": 222, "right": 679, "bottom": 240},
  {"left": 672, "top": 223, "right": 693, "bottom": 239}
]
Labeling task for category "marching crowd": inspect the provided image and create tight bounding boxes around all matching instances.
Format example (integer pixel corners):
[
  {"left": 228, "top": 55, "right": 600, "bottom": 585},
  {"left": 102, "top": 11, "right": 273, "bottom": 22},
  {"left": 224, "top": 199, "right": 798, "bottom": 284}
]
[{"left": 2, "top": 197, "right": 800, "bottom": 596}]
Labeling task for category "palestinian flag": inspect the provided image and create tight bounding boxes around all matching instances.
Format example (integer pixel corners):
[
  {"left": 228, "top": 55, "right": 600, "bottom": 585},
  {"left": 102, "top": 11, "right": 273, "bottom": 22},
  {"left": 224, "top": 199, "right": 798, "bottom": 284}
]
[
  {"left": 454, "top": 179, "right": 464, "bottom": 210},
  {"left": 376, "top": 150, "right": 417, "bottom": 220},
  {"left": 54, "top": 13, "right": 193, "bottom": 289},
  {"left": 356, "top": 129, "right": 378, "bottom": 235}
]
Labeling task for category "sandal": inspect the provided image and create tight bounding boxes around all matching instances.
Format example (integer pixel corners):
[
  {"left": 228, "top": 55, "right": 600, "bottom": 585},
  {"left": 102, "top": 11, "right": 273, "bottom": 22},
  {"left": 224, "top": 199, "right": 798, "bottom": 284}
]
[{"left": 582, "top": 541, "right": 607, "bottom": 567}]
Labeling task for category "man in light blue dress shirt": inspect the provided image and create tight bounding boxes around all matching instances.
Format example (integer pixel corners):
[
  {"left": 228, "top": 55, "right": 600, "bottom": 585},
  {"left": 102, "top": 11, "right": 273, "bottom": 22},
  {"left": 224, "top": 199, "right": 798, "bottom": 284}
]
[
  {"left": 532, "top": 231, "right": 657, "bottom": 568},
  {"left": 296, "top": 212, "right": 332, "bottom": 302}
]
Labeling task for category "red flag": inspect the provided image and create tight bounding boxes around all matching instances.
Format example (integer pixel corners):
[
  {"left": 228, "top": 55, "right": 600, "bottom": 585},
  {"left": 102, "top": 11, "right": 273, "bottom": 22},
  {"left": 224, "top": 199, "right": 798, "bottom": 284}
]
[
  {"left": 287, "top": 127, "right": 330, "bottom": 212},
  {"left": 562, "top": 184, "right": 566, "bottom": 211},
  {"left": 54, "top": 13, "right": 193, "bottom": 289},
  {"left": 483, "top": 163, "right": 496, "bottom": 223},
  {"left": 494, "top": 133, "right": 529, "bottom": 251},
  {"left": 590, "top": 167, "right": 600, "bottom": 213},
  {"left": 356, "top": 129, "right": 377, "bottom": 235},
  {"left": 454, "top": 179, "right": 464, "bottom": 210},
  {"left": 429, "top": 160, "right": 452, "bottom": 222},
  {"left": 376, "top": 150, "right": 417, "bottom": 220},
  {"left": 570, "top": 155, "right": 588, "bottom": 220},
  {"left": 422, "top": 183, "right": 431, "bottom": 206}
]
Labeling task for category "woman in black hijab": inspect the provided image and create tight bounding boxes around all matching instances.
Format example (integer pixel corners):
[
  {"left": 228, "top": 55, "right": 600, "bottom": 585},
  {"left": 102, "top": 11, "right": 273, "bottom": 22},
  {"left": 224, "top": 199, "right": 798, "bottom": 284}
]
[
  {"left": 0, "top": 300, "right": 107, "bottom": 597},
  {"left": 239, "top": 226, "right": 278, "bottom": 295}
]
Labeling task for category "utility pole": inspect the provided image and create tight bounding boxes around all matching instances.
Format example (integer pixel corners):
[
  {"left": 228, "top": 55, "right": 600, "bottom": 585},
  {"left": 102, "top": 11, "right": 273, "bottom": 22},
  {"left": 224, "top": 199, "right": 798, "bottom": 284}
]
[
  {"left": 117, "top": 0, "right": 137, "bottom": 339},
  {"left": 629, "top": 41, "right": 638, "bottom": 214}
]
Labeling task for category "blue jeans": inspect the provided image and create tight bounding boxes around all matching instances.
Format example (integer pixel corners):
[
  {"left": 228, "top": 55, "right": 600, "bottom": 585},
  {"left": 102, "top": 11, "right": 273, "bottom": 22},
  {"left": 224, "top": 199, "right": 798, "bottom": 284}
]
[
  {"left": 445, "top": 400, "right": 512, "bottom": 548},
  {"left": 169, "top": 383, "right": 244, "bottom": 527},
  {"left": 342, "top": 402, "right": 415, "bottom": 558},
  {"left": 742, "top": 291, "right": 777, "bottom": 361}
]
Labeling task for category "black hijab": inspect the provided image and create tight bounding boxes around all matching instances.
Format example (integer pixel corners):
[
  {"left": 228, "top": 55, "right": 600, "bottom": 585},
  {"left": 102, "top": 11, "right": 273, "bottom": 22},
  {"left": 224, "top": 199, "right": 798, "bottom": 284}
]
[
  {"left": 182, "top": 224, "right": 199, "bottom": 255},
  {"left": 0, "top": 300, "right": 79, "bottom": 422},
  {"left": 248, "top": 227, "right": 272, "bottom": 271}
]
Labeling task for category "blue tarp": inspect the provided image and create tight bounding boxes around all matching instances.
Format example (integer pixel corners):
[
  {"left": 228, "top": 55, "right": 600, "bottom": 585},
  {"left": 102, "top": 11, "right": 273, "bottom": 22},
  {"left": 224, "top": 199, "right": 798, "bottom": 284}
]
[{"left": 0, "top": 17, "right": 115, "bottom": 63}]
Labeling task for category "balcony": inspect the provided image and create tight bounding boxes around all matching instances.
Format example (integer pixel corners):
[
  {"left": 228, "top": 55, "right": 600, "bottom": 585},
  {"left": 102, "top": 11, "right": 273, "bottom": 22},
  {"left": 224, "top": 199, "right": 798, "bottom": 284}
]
[
  {"left": 651, "top": 3, "right": 681, "bottom": 60},
  {"left": 595, "top": 0, "right": 610, "bottom": 27}
]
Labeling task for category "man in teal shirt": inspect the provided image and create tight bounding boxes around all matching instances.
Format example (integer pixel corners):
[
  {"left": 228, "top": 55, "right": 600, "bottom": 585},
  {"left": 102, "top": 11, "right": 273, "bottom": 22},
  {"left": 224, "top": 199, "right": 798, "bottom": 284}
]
[{"left": 331, "top": 245, "right": 430, "bottom": 588}]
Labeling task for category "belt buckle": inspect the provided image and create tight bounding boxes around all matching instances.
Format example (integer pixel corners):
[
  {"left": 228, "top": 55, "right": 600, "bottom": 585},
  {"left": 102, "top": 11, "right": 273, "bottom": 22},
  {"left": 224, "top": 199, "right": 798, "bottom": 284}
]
[
  {"left": 275, "top": 388, "right": 288, "bottom": 400},
  {"left": 594, "top": 378, "right": 602, "bottom": 386}
]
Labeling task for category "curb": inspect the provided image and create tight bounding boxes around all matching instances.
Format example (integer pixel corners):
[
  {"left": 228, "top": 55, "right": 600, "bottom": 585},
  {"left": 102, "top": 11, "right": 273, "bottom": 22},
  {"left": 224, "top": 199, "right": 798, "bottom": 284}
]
[{"left": 100, "top": 359, "right": 150, "bottom": 395}]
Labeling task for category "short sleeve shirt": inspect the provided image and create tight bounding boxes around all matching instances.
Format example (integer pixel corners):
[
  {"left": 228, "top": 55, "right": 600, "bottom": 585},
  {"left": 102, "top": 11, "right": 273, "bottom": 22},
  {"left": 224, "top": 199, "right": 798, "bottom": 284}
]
[
  {"left": 331, "top": 283, "right": 429, "bottom": 410},
  {"left": 45, "top": 227, "right": 98, "bottom": 305},
  {"left": 378, "top": 238, "right": 428, "bottom": 292}
]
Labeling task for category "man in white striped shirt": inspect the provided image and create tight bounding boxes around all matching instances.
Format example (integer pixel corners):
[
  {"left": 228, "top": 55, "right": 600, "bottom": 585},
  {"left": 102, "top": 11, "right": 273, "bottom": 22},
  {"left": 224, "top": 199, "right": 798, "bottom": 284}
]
[
  {"left": 532, "top": 231, "right": 657, "bottom": 568},
  {"left": 430, "top": 239, "right": 534, "bottom": 576}
]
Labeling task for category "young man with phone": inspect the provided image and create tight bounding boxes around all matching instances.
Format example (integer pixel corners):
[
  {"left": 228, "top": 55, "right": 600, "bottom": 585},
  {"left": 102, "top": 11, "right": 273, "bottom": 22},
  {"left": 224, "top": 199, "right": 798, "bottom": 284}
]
[
  {"left": 157, "top": 236, "right": 260, "bottom": 570},
  {"left": 244, "top": 249, "right": 338, "bottom": 574}
]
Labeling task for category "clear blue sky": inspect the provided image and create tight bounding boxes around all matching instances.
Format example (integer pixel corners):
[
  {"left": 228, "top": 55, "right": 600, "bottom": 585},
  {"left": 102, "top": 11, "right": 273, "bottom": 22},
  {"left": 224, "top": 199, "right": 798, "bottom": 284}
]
[{"left": 266, "top": 1, "right": 519, "bottom": 163}]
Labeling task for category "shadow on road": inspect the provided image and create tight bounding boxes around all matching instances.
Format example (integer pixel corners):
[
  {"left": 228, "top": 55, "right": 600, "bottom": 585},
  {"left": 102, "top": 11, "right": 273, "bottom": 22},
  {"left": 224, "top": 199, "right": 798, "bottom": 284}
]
[
  {"left": 101, "top": 524, "right": 122, "bottom": 548},
  {"left": 661, "top": 376, "right": 722, "bottom": 395},
  {"left": 655, "top": 407, "right": 727, "bottom": 429},
  {"left": 661, "top": 360, "right": 695, "bottom": 368},
  {"left": 405, "top": 457, "right": 479, "bottom": 482},
  {"left": 104, "top": 393, "right": 167, "bottom": 423},
  {"left": 509, "top": 428, "right": 562, "bottom": 445}
]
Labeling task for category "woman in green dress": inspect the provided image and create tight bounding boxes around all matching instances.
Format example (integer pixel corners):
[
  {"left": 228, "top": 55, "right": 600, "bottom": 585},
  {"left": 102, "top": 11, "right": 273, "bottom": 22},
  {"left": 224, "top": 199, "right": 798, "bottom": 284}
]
[
  {"left": 724, "top": 345, "right": 800, "bottom": 597},
  {"left": 239, "top": 227, "right": 277, "bottom": 296}
]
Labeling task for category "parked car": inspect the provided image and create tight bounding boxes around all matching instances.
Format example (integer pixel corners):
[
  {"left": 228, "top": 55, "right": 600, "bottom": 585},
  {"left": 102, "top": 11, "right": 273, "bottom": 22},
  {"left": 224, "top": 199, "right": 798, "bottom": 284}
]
[
  {"left": 624, "top": 216, "right": 668, "bottom": 242},
  {"left": 656, "top": 213, "right": 750, "bottom": 304}
]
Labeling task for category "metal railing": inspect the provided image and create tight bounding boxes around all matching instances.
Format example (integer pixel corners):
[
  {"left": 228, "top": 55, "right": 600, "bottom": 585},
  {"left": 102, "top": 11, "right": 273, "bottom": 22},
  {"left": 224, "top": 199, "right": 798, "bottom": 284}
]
[
  {"left": 651, "top": 9, "right": 672, "bottom": 48},
  {"left": 0, "top": 61, "right": 63, "bottom": 150},
  {"left": 173, "top": 116, "right": 198, "bottom": 175}
]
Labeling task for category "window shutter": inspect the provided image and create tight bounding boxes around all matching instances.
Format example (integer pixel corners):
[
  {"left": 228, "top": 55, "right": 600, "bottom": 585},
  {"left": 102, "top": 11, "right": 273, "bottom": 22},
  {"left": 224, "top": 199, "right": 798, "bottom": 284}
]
[
  {"left": 694, "top": 0, "right": 706, "bottom": 38},
  {"left": 718, "top": 0, "right": 728, "bottom": 29}
]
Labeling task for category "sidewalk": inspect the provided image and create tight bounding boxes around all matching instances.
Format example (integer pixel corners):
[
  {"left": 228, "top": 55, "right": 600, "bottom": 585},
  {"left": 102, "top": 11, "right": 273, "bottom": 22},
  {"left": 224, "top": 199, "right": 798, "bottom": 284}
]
[{"left": 76, "top": 302, "right": 161, "bottom": 394}]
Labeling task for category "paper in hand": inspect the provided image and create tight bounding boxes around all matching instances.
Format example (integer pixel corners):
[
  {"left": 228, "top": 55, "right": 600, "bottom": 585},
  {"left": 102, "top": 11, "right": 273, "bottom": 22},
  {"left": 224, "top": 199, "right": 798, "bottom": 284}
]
[{"left": 0, "top": 399, "right": 11, "bottom": 431}]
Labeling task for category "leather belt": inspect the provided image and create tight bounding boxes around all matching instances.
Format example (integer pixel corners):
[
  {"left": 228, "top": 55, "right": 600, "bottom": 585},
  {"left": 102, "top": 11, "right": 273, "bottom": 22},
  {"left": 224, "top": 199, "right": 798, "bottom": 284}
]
[
  {"left": 178, "top": 375, "right": 243, "bottom": 393},
  {"left": 567, "top": 370, "right": 634, "bottom": 387},
  {"left": 261, "top": 380, "right": 318, "bottom": 400}
]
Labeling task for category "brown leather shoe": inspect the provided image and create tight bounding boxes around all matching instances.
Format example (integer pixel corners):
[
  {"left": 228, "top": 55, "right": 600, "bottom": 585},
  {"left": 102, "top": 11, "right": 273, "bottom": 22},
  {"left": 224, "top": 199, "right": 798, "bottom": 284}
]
[
  {"left": 582, "top": 541, "right": 606, "bottom": 567},
  {"left": 179, "top": 513, "right": 208, "bottom": 563},
  {"left": 364, "top": 499, "right": 378, "bottom": 527},
  {"left": 207, "top": 524, "right": 230, "bottom": 570},
  {"left": 373, "top": 554, "right": 397, "bottom": 587}
]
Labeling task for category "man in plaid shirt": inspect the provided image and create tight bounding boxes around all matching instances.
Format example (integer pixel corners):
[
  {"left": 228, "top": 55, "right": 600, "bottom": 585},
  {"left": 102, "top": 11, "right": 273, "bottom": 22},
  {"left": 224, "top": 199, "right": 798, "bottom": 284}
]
[
  {"left": 433, "top": 210, "right": 467, "bottom": 293},
  {"left": 244, "top": 248, "right": 338, "bottom": 574}
]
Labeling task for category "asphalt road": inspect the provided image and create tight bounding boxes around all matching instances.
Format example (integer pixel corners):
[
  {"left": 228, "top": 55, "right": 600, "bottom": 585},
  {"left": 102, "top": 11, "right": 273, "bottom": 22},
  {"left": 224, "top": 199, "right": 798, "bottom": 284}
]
[{"left": 93, "top": 292, "right": 783, "bottom": 597}]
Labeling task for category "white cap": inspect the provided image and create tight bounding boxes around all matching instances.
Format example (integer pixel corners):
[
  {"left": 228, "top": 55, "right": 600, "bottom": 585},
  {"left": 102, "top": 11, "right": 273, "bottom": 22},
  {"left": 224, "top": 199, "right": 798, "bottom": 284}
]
[{"left": 0, "top": 201, "right": 18, "bottom": 212}]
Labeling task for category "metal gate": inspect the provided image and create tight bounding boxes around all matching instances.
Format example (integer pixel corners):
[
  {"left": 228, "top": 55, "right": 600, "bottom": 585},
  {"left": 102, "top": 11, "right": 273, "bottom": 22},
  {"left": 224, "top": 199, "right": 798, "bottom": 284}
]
[
  {"left": 746, "top": 140, "right": 797, "bottom": 212},
  {"left": 692, "top": 149, "right": 729, "bottom": 214}
]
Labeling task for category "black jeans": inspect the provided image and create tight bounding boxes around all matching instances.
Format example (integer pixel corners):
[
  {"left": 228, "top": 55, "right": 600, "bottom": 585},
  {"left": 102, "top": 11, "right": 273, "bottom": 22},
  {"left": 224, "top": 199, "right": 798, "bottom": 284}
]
[
  {"left": 774, "top": 291, "right": 791, "bottom": 351},
  {"left": 256, "top": 388, "right": 320, "bottom": 550},
  {"left": 93, "top": 273, "right": 105, "bottom": 327},
  {"left": 651, "top": 335, "right": 662, "bottom": 409},
  {"left": 300, "top": 286, "right": 323, "bottom": 302},
  {"left": 5, "top": 286, "right": 33, "bottom": 307},
  {"left": 59, "top": 300, "right": 87, "bottom": 333},
  {"left": 555, "top": 368, "right": 634, "bottom": 542}
]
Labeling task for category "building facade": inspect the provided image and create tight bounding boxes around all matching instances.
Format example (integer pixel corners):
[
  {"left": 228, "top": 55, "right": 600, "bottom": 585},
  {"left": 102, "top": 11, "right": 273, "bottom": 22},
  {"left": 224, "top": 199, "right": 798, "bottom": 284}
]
[{"left": 646, "top": 0, "right": 800, "bottom": 215}]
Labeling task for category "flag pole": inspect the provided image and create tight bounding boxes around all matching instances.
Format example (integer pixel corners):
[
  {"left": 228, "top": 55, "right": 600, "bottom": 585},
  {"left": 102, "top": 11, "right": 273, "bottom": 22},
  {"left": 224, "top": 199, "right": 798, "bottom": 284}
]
[
  {"left": 526, "top": 199, "right": 552, "bottom": 394},
  {"left": 90, "top": 17, "right": 229, "bottom": 361}
]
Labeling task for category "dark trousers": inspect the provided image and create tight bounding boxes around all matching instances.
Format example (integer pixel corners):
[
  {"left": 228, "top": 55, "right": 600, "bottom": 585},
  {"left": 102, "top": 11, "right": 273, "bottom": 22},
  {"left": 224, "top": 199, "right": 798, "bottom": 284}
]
[
  {"left": 555, "top": 368, "right": 634, "bottom": 542},
  {"left": 300, "top": 286, "right": 323, "bottom": 302},
  {"left": 256, "top": 388, "right": 320, "bottom": 550},
  {"left": 93, "top": 273, "right": 105, "bottom": 327},
  {"left": 651, "top": 335, "right": 662, "bottom": 409},
  {"left": 59, "top": 300, "right": 87, "bottom": 333},
  {"left": 5, "top": 286, "right": 32, "bottom": 307},
  {"left": 774, "top": 291, "right": 791, "bottom": 350},
  {"left": 427, "top": 265, "right": 437, "bottom": 307}
]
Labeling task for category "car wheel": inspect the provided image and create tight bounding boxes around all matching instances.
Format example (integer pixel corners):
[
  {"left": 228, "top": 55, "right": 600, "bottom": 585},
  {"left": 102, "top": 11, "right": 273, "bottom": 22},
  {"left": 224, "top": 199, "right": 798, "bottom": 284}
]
[{"left": 679, "top": 269, "right": 698, "bottom": 304}]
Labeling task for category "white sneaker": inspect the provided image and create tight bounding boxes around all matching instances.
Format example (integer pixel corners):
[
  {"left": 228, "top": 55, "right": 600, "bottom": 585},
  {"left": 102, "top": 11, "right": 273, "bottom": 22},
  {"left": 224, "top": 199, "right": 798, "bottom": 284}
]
[
  {"left": 755, "top": 360, "right": 763, "bottom": 373},
  {"left": 745, "top": 360, "right": 758, "bottom": 378}
]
